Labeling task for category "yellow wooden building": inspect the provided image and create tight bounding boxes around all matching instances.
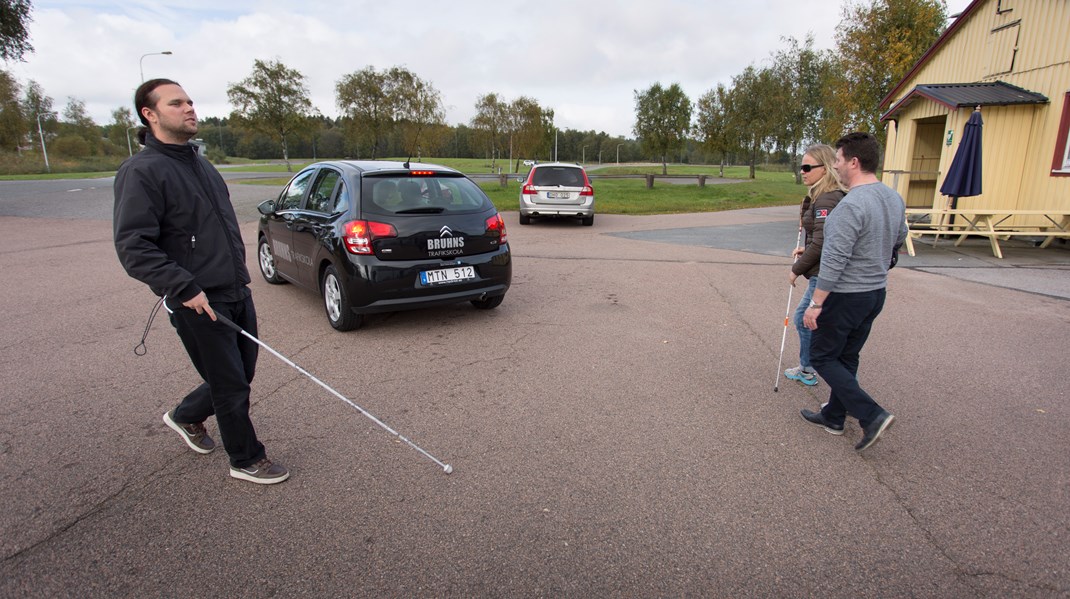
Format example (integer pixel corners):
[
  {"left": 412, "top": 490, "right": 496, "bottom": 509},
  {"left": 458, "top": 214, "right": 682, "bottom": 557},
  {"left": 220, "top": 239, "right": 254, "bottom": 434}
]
[{"left": 879, "top": 0, "right": 1070, "bottom": 216}]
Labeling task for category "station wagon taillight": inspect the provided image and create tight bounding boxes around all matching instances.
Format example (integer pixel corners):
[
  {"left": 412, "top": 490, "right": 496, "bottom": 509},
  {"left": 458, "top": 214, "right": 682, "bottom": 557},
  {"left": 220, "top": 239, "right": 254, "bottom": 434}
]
[
  {"left": 522, "top": 183, "right": 537, "bottom": 195},
  {"left": 579, "top": 171, "right": 594, "bottom": 196},
  {"left": 342, "top": 220, "right": 397, "bottom": 255},
  {"left": 485, "top": 214, "right": 508, "bottom": 244}
]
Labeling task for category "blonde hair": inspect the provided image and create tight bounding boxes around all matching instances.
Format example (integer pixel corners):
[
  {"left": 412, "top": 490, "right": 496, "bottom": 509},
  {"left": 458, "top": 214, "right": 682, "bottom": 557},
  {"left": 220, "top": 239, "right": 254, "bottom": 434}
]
[{"left": 804, "top": 144, "right": 847, "bottom": 199}]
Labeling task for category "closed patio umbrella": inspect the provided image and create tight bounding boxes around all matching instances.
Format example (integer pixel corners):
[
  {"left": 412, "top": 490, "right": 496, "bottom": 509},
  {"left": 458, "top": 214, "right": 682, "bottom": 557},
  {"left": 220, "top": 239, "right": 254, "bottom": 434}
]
[{"left": 940, "top": 107, "right": 983, "bottom": 209}]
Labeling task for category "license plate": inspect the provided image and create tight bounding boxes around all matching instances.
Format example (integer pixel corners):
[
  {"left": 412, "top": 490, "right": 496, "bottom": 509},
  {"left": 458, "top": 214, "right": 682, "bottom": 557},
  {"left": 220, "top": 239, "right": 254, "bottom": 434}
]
[
  {"left": 546, "top": 191, "right": 571, "bottom": 199},
  {"left": 420, "top": 266, "right": 475, "bottom": 285}
]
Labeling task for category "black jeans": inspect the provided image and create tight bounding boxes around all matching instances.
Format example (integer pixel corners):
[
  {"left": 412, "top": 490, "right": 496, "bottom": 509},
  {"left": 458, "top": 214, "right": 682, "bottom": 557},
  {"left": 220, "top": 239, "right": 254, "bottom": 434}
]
[
  {"left": 809, "top": 288, "right": 887, "bottom": 429},
  {"left": 169, "top": 294, "right": 265, "bottom": 468}
]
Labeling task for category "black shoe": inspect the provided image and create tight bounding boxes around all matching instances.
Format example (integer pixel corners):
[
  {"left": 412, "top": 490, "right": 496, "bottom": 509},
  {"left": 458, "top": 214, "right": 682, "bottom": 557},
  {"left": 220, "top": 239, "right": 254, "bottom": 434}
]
[
  {"left": 856, "top": 411, "right": 895, "bottom": 452},
  {"left": 799, "top": 408, "right": 844, "bottom": 435}
]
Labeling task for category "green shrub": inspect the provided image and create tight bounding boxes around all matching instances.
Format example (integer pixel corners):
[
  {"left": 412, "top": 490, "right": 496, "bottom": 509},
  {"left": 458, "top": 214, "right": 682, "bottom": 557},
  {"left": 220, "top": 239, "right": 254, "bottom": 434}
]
[
  {"left": 0, "top": 150, "right": 124, "bottom": 176},
  {"left": 52, "top": 135, "right": 91, "bottom": 157},
  {"left": 207, "top": 146, "right": 228, "bottom": 164}
]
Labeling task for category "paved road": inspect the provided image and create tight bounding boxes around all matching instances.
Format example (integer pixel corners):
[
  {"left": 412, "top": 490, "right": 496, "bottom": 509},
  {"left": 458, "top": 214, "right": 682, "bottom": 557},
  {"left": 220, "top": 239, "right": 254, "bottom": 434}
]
[
  {"left": 1, "top": 179, "right": 1069, "bottom": 597},
  {"left": 0, "top": 172, "right": 278, "bottom": 222}
]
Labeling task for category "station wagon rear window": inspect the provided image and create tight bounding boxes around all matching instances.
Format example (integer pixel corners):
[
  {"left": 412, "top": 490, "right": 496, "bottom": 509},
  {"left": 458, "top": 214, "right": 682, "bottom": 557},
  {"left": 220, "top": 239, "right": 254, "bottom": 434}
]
[{"left": 532, "top": 167, "right": 585, "bottom": 187}]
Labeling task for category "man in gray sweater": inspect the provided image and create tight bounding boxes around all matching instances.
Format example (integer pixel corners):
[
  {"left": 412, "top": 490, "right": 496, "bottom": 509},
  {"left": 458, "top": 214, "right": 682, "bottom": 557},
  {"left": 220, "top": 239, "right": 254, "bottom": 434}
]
[{"left": 799, "top": 132, "right": 908, "bottom": 452}]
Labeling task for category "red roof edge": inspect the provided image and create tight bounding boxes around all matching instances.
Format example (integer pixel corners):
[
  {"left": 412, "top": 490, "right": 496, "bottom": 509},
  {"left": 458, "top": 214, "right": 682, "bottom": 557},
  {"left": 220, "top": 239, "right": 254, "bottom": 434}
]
[{"left": 878, "top": 0, "right": 987, "bottom": 109}]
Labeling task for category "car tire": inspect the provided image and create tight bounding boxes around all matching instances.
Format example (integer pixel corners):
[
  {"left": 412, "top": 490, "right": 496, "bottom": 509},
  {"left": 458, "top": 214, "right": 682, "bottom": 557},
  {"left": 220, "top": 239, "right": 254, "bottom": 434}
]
[
  {"left": 471, "top": 294, "right": 505, "bottom": 310},
  {"left": 258, "top": 237, "right": 286, "bottom": 284},
  {"left": 581, "top": 215, "right": 594, "bottom": 227},
  {"left": 519, "top": 213, "right": 530, "bottom": 225},
  {"left": 322, "top": 265, "right": 362, "bottom": 331}
]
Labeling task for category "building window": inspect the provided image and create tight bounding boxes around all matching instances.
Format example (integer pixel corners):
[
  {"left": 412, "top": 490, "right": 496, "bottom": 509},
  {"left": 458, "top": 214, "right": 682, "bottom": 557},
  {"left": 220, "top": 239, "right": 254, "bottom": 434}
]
[
  {"left": 984, "top": 21, "right": 1019, "bottom": 75},
  {"left": 1052, "top": 92, "right": 1070, "bottom": 176},
  {"left": 1065, "top": 132, "right": 1070, "bottom": 171}
]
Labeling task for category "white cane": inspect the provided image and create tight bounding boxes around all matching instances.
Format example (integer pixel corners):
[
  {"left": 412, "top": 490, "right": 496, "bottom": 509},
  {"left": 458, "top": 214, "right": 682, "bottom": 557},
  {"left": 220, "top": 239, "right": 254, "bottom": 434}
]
[{"left": 774, "top": 228, "right": 804, "bottom": 393}]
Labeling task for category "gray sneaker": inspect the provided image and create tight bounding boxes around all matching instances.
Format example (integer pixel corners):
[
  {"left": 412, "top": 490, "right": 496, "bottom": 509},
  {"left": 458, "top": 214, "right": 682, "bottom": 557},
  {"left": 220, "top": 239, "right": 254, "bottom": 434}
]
[
  {"left": 230, "top": 458, "right": 290, "bottom": 485},
  {"left": 163, "top": 409, "right": 216, "bottom": 454}
]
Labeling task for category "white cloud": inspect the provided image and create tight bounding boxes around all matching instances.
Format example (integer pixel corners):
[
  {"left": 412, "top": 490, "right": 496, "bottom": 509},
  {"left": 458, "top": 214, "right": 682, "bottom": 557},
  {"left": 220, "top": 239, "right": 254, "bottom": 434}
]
[{"left": 8, "top": 0, "right": 973, "bottom": 138}]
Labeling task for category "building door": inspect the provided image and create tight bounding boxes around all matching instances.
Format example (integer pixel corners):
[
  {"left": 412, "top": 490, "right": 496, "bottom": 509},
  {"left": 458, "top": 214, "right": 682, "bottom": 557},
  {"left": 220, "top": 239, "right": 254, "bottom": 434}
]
[{"left": 906, "top": 116, "right": 945, "bottom": 208}]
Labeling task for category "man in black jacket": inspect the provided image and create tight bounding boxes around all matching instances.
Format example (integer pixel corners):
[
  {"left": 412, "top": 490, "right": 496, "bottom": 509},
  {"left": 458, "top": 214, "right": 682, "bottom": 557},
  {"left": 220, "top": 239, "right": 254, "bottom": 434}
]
[{"left": 114, "top": 79, "right": 288, "bottom": 484}]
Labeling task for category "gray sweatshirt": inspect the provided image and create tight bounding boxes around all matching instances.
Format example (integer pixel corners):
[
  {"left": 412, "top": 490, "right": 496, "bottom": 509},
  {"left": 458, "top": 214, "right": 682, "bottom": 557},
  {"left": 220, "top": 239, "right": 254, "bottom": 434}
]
[{"left": 816, "top": 182, "right": 908, "bottom": 294}]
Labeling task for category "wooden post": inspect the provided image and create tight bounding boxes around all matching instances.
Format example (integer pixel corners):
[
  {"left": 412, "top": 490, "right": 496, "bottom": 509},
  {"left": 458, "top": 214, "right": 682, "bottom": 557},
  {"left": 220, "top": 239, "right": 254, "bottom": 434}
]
[
  {"left": 698, "top": 175, "right": 706, "bottom": 188},
  {"left": 499, "top": 174, "right": 507, "bottom": 188},
  {"left": 645, "top": 174, "right": 654, "bottom": 189}
]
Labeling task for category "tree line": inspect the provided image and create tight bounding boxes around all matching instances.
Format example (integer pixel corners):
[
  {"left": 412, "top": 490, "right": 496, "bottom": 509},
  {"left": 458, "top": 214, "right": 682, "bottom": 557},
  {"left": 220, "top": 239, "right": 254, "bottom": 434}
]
[
  {"left": 0, "top": 58, "right": 640, "bottom": 174},
  {"left": 1, "top": 0, "right": 947, "bottom": 175},
  {"left": 636, "top": 0, "right": 948, "bottom": 180}
]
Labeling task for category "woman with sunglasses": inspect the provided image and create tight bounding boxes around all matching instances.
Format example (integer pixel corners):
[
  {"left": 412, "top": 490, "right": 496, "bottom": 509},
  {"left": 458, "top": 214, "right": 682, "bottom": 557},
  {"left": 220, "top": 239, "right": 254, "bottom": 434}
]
[{"left": 784, "top": 144, "right": 847, "bottom": 386}]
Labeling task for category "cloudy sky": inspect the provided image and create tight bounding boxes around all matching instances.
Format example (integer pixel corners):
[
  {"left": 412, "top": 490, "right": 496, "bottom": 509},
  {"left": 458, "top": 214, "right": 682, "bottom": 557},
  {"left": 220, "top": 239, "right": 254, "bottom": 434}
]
[{"left": 7, "top": 0, "right": 972, "bottom": 138}]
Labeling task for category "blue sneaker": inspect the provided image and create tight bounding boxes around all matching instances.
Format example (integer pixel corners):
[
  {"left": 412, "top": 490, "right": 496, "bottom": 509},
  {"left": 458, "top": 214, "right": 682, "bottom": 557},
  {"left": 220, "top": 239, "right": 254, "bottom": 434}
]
[{"left": 784, "top": 366, "right": 819, "bottom": 386}]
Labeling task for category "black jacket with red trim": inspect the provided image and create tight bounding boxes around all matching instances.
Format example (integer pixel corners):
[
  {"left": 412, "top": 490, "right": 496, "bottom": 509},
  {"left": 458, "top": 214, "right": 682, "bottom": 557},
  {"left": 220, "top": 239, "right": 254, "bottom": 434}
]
[{"left": 792, "top": 189, "right": 845, "bottom": 279}]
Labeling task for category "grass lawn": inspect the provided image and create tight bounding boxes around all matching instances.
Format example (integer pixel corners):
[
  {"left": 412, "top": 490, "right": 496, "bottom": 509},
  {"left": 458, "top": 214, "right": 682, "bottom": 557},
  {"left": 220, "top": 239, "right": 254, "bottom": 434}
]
[
  {"left": 239, "top": 161, "right": 805, "bottom": 215},
  {"left": 0, "top": 171, "right": 118, "bottom": 180},
  {"left": 481, "top": 180, "right": 801, "bottom": 215},
  {"left": 482, "top": 168, "right": 802, "bottom": 215},
  {"left": 0, "top": 156, "right": 805, "bottom": 215}
]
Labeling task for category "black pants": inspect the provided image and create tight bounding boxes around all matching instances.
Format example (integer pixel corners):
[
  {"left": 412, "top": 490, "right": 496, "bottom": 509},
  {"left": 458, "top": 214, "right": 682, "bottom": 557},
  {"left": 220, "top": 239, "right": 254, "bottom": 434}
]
[
  {"left": 809, "top": 288, "right": 887, "bottom": 429},
  {"left": 169, "top": 294, "right": 265, "bottom": 468}
]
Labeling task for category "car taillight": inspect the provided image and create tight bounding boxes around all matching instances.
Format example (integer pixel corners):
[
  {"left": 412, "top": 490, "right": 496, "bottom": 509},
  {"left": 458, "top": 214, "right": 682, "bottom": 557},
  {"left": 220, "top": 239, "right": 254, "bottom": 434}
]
[
  {"left": 342, "top": 220, "right": 397, "bottom": 255},
  {"left": 522, "top": 183, "right": 537, "bottom": 195},
  {"left": 485, "top": 214, "right": 508, "bottom": 245},
  {"left": 580, "top": 172, "right": 594, "bottom": 196}
]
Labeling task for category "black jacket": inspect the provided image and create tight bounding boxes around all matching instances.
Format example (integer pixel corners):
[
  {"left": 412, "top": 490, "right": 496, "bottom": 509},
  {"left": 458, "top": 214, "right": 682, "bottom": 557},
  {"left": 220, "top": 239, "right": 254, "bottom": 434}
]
[
  {"left": 113, "top": 133, "right": 250, "bottom": 305},
  {"left": 791, "top": 189, "right": 845, "bottom": 279}
]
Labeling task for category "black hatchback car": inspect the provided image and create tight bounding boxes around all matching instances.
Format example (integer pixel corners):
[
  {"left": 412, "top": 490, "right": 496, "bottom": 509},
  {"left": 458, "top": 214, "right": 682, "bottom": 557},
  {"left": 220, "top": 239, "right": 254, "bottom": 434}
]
[{"left": 256, "top": 161, "right": 511, "bottom": 331}]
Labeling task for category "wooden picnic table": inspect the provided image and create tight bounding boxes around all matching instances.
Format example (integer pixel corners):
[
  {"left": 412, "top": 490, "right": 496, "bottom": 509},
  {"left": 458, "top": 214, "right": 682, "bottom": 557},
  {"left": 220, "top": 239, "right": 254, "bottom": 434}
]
[{"left": 904, "top": 208, "right": 1070, "bottom": 259}]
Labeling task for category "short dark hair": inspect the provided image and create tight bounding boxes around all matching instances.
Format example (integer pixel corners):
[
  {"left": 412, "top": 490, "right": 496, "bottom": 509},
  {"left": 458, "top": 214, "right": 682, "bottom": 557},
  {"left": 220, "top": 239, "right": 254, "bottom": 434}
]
[
  {"left": 133, "top": 78, "right": 179, "bottom": 144},
  {"left": 835, "top": 132, "right": 882, "bottom": 174}
]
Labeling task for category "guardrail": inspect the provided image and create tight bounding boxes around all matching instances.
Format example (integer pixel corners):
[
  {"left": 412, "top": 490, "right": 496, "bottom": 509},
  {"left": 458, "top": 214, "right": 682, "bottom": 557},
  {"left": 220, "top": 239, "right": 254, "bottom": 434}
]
[{"left": 487, "top": 173, "right": 726, "bottom": 188}]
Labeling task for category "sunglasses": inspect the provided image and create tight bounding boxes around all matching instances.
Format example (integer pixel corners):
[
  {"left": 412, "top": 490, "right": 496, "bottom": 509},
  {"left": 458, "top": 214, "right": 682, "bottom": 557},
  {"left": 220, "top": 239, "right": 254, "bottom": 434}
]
[{"left": 800, "top": 164, "right": 824, "bottom": 173}]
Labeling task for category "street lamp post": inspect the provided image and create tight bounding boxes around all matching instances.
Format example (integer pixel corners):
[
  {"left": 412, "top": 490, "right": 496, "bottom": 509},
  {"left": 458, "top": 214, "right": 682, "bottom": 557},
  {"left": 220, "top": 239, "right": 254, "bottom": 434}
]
[
  {"left": 616, "top": 143, "right": 624, "bottom": 165},
  {"left": 126, "top": 126, "right": 140, "bottom": 156},
  {"left": 139, "top": 50, "right": 173, "bottom": 82},
  {"left": 582, "top": 145, "right": 587, "bottom": 165},
  {"left": 36, "top": 112, "right": 56, "bottom": 173}
]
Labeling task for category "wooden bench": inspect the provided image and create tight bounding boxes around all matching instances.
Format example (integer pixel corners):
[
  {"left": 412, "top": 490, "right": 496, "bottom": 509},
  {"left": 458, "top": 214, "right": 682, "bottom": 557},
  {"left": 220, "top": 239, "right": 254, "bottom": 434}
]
[{"left": 905, "top": 209, "right": 1070, "bottom": 259}]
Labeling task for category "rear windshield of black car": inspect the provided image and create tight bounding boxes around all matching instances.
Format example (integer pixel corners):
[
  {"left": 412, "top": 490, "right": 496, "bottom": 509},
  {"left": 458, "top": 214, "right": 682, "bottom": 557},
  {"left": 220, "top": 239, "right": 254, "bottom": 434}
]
[
  {"left": 532, "top": 166, "right": 585, "bottom": 187},
  {"left": 360, "top": 174, "right": 494, "bottom": 216}
]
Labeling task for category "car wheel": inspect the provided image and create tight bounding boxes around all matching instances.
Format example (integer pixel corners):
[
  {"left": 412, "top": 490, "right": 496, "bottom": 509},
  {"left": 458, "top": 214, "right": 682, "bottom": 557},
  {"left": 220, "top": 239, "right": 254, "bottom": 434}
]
[
  {"left": 258, "top": 237, "right": 286, "bottom": 284},
  {"left": 471, "top": 294, "right": 504, "bottom": 310},
  {"left": 581, "top": 215, "right": 594, "bottom": 227},
  {"left": 322, "top": 265, "right": 362, "bottom": 331},
  {"left": 519, "top": 213, "right": 530, "bottom": 225}
]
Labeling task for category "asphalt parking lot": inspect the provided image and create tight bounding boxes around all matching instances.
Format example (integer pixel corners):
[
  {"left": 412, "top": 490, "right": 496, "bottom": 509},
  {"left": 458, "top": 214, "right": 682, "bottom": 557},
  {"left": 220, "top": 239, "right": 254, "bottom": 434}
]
[{"left": 1, "top": 179, "right": 1069, "bottom": 597}]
